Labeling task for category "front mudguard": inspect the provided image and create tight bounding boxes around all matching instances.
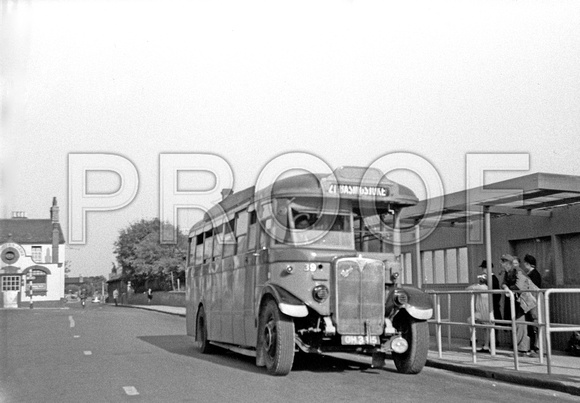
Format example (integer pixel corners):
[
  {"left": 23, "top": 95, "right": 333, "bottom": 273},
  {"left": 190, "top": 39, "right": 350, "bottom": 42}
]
[
  {"left": 259, "top": 283, "right": 309, "bottom": 318},
  {"left": 386, "top": 285, "right": 433, "bottom": 321}
]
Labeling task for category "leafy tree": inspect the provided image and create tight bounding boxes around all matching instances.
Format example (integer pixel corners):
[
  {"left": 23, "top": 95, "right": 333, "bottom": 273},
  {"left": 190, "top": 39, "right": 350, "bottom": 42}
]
[{"left": 113, "top": 218, "right": 188, "bottom": 292}]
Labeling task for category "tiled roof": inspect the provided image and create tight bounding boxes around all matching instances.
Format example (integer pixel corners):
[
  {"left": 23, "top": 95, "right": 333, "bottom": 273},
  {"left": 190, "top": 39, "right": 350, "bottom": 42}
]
[{"left": 0, "top": 219, "right": 65, "bottom": 244}]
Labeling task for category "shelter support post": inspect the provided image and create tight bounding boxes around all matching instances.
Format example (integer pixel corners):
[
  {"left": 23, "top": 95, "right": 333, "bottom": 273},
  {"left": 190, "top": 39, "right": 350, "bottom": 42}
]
[{"left": 484, "top": 207, "right": 496, "bottom": 355}]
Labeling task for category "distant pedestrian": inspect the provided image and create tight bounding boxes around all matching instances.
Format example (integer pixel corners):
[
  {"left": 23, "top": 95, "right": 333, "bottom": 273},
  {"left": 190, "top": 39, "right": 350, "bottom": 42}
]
[
  {"left": 147, "top": 288, "right": 153, "bottom": 304},
  {"left": 113, "top": 288, "right": 119, "bottom": 306},
  {"left": 79, "top": 288, "right": 87, "bottom": 309}
]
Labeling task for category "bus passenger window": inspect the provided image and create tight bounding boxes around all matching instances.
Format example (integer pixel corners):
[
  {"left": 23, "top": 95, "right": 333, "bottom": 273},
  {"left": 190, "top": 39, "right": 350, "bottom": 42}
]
[
  {"left": 213, "top": 224, "right": 223, "bottom": 261},
  {"left": 188, "top": 237, "right": 195, "bottom": 266},
  {"left": 203, "top": 229, "right": 213, "bottom": 263},
  {"left": 223, "top": 219, "right": 236, "bottom": 257},
  {"left": 248, "top": 211, "right": 258, "bottom": 251},
  {"left": 195, "top": 233, "right": 204, "bottom": 265},
  {"left": 259, "top": 218, "right": 271, "bottom": 248},
  {"left": 236, "top": 211, "right": 248, "bottom": 254}
]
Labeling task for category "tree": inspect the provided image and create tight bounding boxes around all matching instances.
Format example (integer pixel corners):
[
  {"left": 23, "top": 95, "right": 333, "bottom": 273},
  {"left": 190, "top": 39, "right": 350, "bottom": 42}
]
[{"left": 113, "top": 218, "right": 188, "bottom": 292}]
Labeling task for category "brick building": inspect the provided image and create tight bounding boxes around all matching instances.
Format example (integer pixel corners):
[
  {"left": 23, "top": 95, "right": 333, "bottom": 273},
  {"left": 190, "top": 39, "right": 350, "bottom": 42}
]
[{"left": 0, "top": 198, "right": 66, "bottom": 307}]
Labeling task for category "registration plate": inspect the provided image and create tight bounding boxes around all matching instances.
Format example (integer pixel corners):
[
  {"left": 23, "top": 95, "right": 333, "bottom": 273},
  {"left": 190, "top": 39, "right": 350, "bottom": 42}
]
[{"left": 341, "top": 335, "right": 379, "bottom": 345}]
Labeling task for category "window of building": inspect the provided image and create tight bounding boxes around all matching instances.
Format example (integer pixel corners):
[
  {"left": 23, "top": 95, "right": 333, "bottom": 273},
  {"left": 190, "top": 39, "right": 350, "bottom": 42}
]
[
  {"left": 32, "top": 246, "right": 42, "bottom": 262},
  {"left": 421, "top": 247, "right": 468, "bottom": 284},
  {"left": 31, "top": 269, "right": 47, "bottom": 292},
  {"left": 1, "top": 276, "right": 21, "bottom": 291}
]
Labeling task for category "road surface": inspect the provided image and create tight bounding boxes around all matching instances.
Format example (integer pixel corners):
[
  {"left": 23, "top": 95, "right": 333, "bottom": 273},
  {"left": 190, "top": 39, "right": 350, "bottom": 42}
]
[{"left": 0, "top": 304, "right": 576, "bottom": 402}]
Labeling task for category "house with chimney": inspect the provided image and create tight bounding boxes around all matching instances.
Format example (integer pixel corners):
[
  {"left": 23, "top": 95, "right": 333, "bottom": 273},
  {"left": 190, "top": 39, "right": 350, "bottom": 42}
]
[{"left": 0, "top": 197, "right": 65, "bottom": 308}]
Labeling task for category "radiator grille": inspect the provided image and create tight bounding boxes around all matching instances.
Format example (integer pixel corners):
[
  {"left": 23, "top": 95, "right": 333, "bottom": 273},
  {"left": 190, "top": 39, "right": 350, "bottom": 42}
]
[{"left": 333, "top": 258, "right": 385, "bottom": 335}]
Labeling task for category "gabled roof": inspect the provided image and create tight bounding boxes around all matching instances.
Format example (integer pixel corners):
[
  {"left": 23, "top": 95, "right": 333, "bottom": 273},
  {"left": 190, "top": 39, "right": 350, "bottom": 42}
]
[{"left": 0, "top": 219, "right": 65, "bottom": 244}]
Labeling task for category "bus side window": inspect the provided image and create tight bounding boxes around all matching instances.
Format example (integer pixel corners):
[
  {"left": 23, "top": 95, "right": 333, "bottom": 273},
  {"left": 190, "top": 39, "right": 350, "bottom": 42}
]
[
  {"left": 188, "top": 236, "right": 196, "bottom": 267},
  {"left": 203, "top": 229, "right": 214, "bottom": 263},
  {"left": 259, "top": 218, "right": 271, "bottom": 248},
  {"left": 236, "top": 211, "right": 248, "bottom": 254},
  {"left": 195, "top": 233, "right": 204, "bottom": 266},
  {"left": 213, "top": 223, "right": 224, "bottom": 261},
  {"left": 354, "top": 215, "right": 363, "bottom": 251},
  {"left": 248, "top": 211, "right": 258, "bottom": 251},
  {"left": 223, "top": 219, "right": 236, "bottom": 258}
]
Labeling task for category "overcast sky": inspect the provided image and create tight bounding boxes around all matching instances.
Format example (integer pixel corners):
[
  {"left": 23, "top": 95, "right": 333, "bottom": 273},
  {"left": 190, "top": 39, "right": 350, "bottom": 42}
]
[{"left": 1, "top": 0, "right": 579, "bottom": 278}]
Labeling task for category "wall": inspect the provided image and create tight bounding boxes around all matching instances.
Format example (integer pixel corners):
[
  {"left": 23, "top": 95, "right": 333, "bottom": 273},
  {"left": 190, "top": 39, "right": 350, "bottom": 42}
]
[{"left": 127, "top": 290, "right": 185, "bottom": 307}]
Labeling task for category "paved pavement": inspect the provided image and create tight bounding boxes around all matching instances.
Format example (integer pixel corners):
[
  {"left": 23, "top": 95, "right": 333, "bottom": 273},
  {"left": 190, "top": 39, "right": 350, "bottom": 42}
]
[{"left": 124, "top": 304, "right": 580, "bottom": 396}]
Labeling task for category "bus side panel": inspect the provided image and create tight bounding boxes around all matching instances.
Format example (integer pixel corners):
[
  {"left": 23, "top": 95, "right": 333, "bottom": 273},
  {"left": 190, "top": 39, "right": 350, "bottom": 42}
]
[
  {"left": 220, "top": 258, "right": 234, "bottom": 343},
  {"left": 185, "top": 266, "right": 195, "bottom": 337},
  {"left": 231, "top": 255, "right": 246, "bottom": 346},
  {"left": 207, "top": 262, "right": 222, "bottom": 341},
  {"left": 244, "top": 252, "right": 258, "bottom": 347}
]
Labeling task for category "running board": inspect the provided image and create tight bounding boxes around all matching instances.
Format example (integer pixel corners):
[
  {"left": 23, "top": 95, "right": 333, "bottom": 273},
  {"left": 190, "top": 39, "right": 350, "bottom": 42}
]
[{"left": 210, "top": 342, "right": 257, "bottom": 358}]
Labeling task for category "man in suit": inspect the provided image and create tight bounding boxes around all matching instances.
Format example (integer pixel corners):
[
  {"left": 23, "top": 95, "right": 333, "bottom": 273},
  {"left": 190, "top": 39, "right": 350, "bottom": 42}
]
[{"left": 523, "top": 254, "right": 542, "bottom": 354}]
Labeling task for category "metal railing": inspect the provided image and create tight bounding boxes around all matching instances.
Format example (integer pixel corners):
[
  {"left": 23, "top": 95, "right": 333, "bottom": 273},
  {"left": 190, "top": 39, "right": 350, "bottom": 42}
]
[
  {"left": 544, "top": 288, "right": 580, "bottom": 374},
  {"left": 426, "top": 288, "right": 580, "bottom": 374}
]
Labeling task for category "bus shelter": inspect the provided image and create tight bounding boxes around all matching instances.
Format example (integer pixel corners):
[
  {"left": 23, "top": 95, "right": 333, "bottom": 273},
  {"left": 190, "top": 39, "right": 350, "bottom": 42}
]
[
  {"left": 399, "top": 172, "right": 580, "bottom": 364},
  {"left": 400, "top": 172, "right": 580, "bottom": 288}
]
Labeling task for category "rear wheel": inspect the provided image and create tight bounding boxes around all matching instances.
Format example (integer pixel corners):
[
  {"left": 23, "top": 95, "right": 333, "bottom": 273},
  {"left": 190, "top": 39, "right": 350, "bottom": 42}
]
[
  {"left": 392, "top": 313, "right": 429, "bottom": 374},
  {"left": 196, "top": 307, "right": 214, "bottom": 354},
  {"left": 259, "top": 300, "right": 295, "bottom": 376}
]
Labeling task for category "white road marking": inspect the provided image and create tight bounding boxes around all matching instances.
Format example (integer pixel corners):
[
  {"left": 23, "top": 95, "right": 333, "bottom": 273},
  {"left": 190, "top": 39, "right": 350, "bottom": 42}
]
[
  {"left": 123, "top": 386, "right": 139, "bottom": 396},
  {"left": 74, "top": 335, "right": 80, "bottom": 338},
  {"left": 68, "top": 315, "right": 75, "bottom": 328},
  {"left": 83, "top": 351, "right": 92, "bottom": 355}
]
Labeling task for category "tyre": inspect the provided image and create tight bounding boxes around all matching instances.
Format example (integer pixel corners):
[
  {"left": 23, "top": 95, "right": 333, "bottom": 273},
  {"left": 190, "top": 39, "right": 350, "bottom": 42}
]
[
  {"left": 259, "top": 299, "right": 295, "bottom": 376},
  {"left": 196, "top": 306, "right": 214, "bottom": 354},
  {"left": 392, "top": 312, "right": 429, "bottom": 374}
]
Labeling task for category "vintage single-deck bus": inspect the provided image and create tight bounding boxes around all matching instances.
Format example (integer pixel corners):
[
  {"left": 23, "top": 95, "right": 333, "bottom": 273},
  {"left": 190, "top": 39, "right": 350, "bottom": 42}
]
[{"left": 185, "top": 166, "right": 433, "bottom": 375}]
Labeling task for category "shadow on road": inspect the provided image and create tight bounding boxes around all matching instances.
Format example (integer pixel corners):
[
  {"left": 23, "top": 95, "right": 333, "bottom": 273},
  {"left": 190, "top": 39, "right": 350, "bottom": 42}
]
[{"left": 137, "top": 335, "right": 388, "bottom": 376}]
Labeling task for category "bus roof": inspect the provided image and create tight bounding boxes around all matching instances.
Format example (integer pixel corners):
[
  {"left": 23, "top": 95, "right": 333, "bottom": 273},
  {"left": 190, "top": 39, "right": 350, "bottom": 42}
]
[{"left": 189, "top": 166, "right": 418, "bottom": 235}]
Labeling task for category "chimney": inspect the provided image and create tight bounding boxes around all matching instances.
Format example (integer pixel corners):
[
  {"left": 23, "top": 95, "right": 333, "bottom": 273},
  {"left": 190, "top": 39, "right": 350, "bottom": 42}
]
[
  {"left": 11, "top": 211, "right": 27, "bottom": 219},
  {"left": 50, "top": 197, "right": 59, "bottom": 223},
  {"left": 221, "top": 188, "right": 233, "bottom": 200},
  {"left": 51, "top": 197, "right": 60, "bottom": 263}
]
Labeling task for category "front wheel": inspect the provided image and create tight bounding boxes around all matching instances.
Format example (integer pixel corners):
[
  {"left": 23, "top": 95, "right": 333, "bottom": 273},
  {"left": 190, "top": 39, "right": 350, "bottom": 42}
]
[
  {"left": 392, "top": 313, "right": 429, "bottom": 374},
  {"left": 258, "top": 300, "right": 295, "bottom": 376}
]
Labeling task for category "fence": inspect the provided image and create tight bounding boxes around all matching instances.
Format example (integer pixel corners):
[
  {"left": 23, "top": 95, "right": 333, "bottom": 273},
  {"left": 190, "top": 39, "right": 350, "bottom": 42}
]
[{"left": 427, "top": 288, "right": 580, "bottom": 374}]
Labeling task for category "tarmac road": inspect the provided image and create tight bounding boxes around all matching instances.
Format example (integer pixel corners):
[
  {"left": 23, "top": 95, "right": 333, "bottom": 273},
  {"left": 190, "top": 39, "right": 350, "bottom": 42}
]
[{"left": 0, "top": 304, "right": 577, "bottom": 402}]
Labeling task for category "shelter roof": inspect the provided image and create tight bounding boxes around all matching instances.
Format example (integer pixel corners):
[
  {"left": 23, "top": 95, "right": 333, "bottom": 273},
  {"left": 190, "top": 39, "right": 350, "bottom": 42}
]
[{"left": 401, "top": 172, "right": 580, "bottom": 227}]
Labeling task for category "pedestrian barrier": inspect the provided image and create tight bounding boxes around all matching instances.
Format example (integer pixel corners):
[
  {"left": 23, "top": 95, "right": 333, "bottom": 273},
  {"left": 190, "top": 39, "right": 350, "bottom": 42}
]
[
  {"left": 544, "top": 288, "right": 580, "bottom": 374},
  {"left": 426, "top": 288, "right": 580, "bottom": 373}
]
